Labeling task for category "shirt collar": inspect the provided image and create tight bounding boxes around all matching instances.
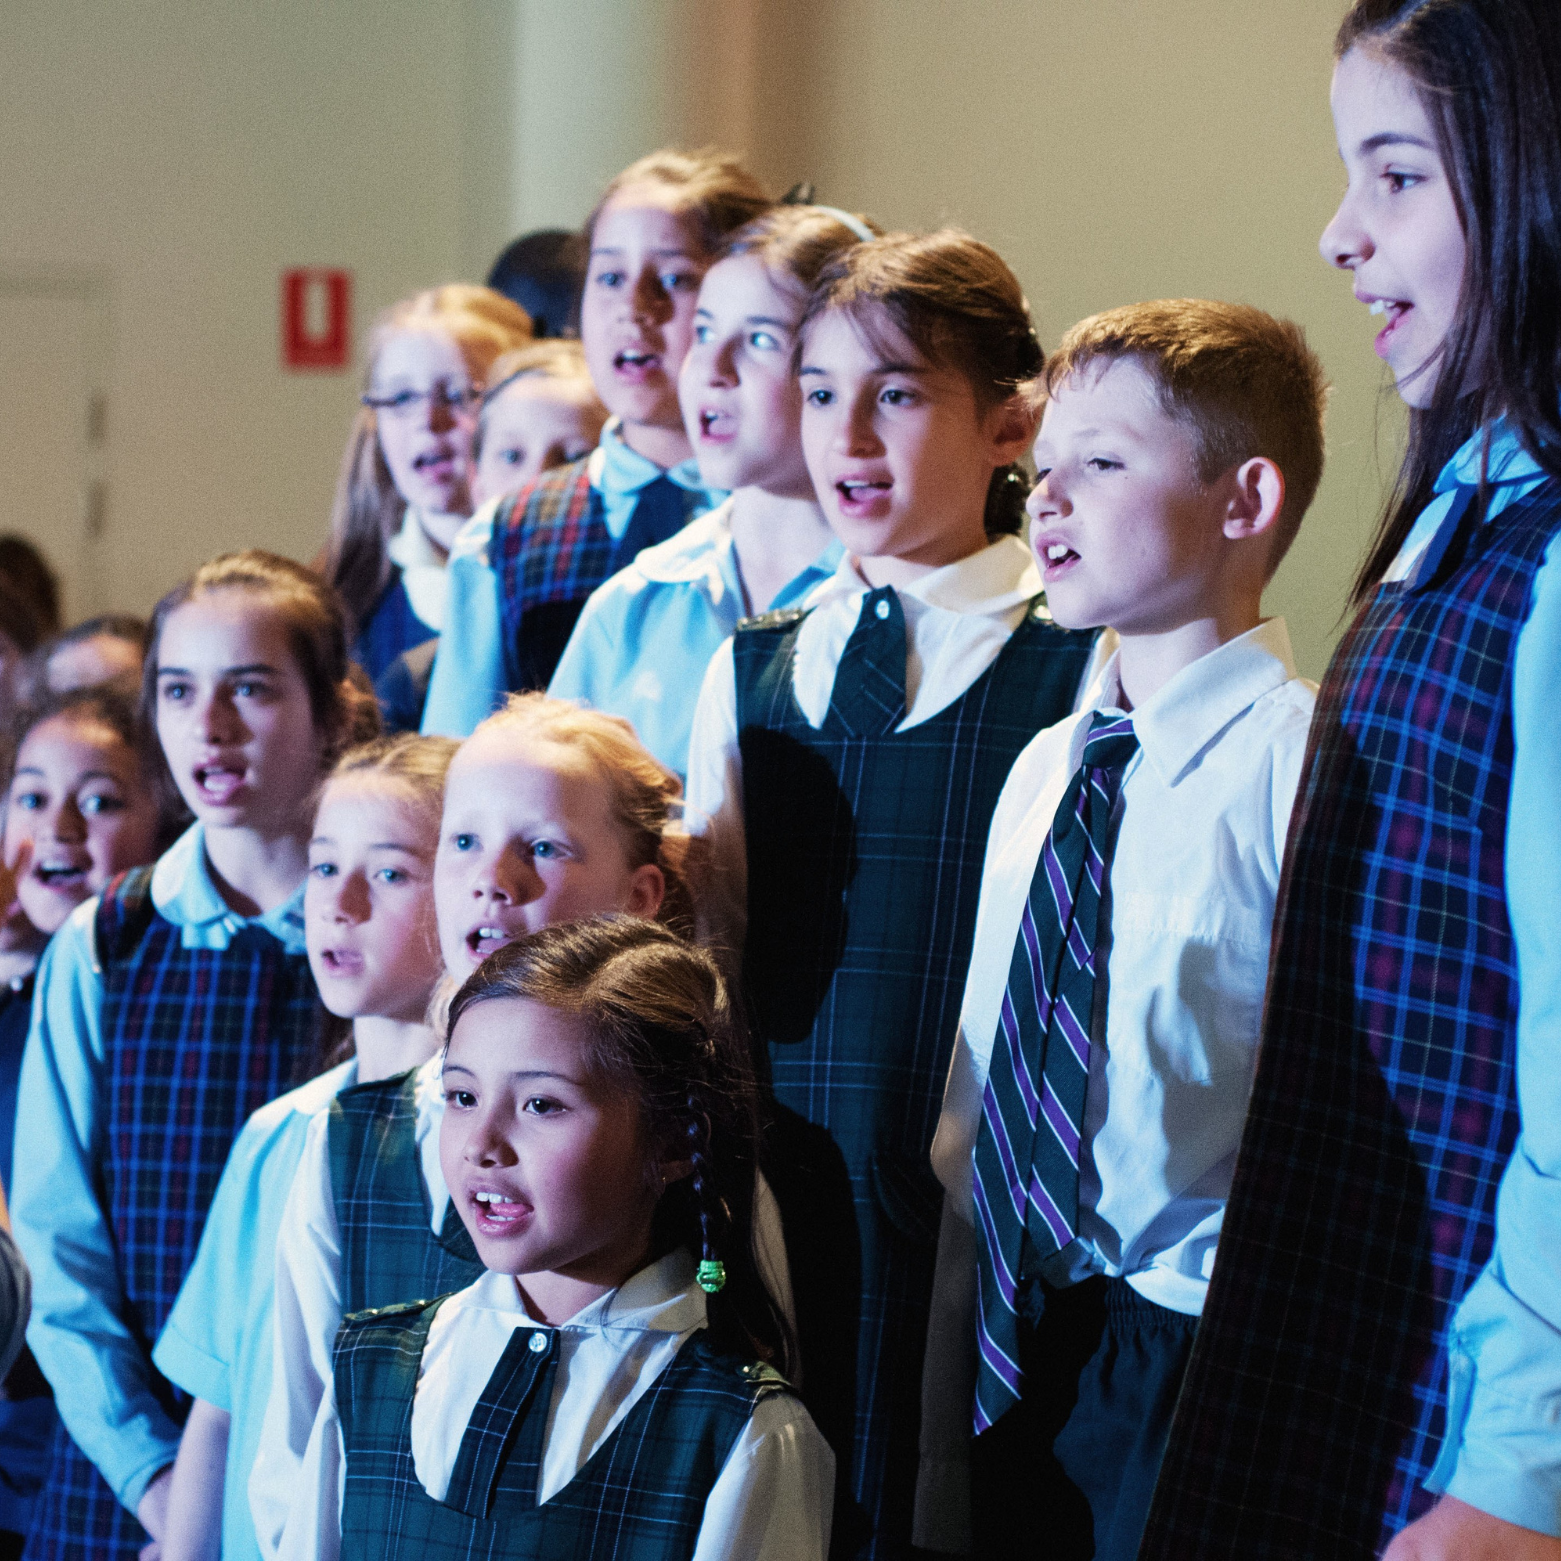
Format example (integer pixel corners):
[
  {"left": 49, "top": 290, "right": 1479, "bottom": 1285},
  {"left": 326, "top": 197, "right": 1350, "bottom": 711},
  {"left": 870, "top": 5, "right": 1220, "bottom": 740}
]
[
  {"left": 591, "top": 418, "right": 708, "bottom": 500},
  {"left": 631, "top": 496, "right": 844, "bottom": 595},
  {"left": 386, "top": 508, "right": 453, "bottom": 571},
  {"left": 149, "top": 822, "right": 309, "bottom": 953},
  {"left": 806, "top": 534, "right": 1041, "bottom": 616},
  {"left": 1084, "top": 617, "right": 1299, "bottom": 788},
  {"left": 454, "top": 1248, "right": 707, "bottom": 1335},
  {"left": 1438, "top": 414, "right": 1545, "bottom": 493}
]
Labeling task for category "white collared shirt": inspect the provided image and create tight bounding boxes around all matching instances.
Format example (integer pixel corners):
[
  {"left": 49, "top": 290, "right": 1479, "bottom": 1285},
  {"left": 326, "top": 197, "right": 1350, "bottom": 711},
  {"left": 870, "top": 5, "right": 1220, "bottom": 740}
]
[
  {"left": 684, "top": 536, "right": 1085, "bottom": 948},
  {"left": 292, "top": 1252, "right": 833, "bottom": 1561},
  {"left": 913, "top": 619, "right": 1314, "bottom": 1550},
  {"left": 253, "top": 1057, "right": 798, "bottom": 1561},
  {"left": 385, "top": 508, "right": 457, "bottom": 632}
]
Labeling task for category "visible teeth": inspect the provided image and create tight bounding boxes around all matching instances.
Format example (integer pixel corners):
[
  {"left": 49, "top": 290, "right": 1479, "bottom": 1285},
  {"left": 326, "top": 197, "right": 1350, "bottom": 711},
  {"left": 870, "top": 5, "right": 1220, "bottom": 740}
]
[
  {"left": 1369, "top": 301, "right": 1387, "bottom": 316},
  {"left": 1047, "top": 544, "right": 1071, "bottom": 561},
  {"left": 476, "top": 926, "right": 505, "bottom": 940},
  {"left": 475, "top": 1191, "right": 515, "bottom": 1204}
]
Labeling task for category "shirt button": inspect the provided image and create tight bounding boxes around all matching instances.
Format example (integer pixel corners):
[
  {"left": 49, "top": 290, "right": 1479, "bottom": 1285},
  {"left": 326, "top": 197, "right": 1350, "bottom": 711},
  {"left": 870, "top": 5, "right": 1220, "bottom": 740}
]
[
  {"left": 528, "top": 1331, "right": 548, "bottom": 1353},
  {"left": 875, "top": 598, "right": 891, "bottom": 620}
]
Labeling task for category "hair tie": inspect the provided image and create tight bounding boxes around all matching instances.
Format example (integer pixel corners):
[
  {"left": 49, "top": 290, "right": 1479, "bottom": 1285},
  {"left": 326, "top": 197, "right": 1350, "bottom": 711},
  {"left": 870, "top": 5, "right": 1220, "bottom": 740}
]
[{"left": 811, "top": 205, "right": 875, "bottom": 243}]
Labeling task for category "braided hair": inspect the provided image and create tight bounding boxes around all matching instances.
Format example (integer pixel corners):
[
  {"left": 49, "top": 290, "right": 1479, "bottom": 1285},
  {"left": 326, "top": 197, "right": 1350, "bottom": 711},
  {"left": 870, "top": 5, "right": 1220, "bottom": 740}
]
[{"left": 445, "top": 915, "right": 790, "bottom": 1371}]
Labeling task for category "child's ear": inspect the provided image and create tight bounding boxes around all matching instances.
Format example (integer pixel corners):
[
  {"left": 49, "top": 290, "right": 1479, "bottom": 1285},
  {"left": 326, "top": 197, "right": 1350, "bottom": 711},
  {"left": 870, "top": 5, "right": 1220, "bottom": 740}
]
[
  {"left": 1223, "top": 456, "right": 1286, "bottom": 543},
  {"left": 985, "top": 392, "right": 1040, "bottom": 468},
  {"left": 625, "top": 862, "right": 666, "bottom": 919}
]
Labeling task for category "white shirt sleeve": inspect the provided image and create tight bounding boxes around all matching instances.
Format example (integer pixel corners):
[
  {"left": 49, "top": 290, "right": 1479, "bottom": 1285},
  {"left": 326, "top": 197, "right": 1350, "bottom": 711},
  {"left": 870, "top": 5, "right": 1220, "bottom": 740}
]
[
  {"left": 249, "top": 1110, "right": 344, "bottom": 1560},
  {"left": 691, "top": 1392, "right": 835, "bottom": 1561},
  {"left": 684, "top": 639, "right": 747, "bottom": 961}
]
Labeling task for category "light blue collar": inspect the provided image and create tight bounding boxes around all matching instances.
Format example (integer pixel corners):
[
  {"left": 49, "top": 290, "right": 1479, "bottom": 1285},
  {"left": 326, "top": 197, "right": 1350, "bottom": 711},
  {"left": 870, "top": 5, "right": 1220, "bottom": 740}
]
[
  {"left": 1437, "top": 415, "right": 1545, "bottom": 493},
  {"left": 594, "top": 418, "right": 708, "bottom": 500},
  {"left": 150, "top": 823, "right": 308, "bottom": 953}
]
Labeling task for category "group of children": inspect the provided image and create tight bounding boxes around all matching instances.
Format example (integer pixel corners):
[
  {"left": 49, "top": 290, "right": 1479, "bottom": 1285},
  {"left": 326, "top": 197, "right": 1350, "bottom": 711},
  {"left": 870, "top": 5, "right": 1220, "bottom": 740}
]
[{"left": 4, "top": 0, "right": 1560, "bottom": 1557}]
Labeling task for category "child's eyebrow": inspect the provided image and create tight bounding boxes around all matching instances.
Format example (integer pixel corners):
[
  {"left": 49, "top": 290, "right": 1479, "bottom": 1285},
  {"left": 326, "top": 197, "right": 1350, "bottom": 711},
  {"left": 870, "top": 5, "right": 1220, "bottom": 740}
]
[
  {"left": 1358, "top": 131, "right": 1436, "bottom": 155},
  {"left": 590, "top": 245, "right": 696, "bottom": 260}
]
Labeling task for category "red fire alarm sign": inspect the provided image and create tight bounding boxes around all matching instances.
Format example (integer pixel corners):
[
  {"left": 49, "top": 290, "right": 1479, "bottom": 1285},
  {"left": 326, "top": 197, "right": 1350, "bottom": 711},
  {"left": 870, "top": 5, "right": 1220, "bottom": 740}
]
[{"left": 282, "top": 268, "right": 352, "bottom": 370}]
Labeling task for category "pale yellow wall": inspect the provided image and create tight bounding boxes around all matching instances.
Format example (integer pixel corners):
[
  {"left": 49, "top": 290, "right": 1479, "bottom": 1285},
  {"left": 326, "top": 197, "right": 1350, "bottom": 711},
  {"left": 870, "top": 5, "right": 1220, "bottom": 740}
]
[
  {"left": 778, "top": 0, "right": 1406, "bottom": 678},
  {"left": 3, "top": 0, "right": 1399, "bottom": 675}
]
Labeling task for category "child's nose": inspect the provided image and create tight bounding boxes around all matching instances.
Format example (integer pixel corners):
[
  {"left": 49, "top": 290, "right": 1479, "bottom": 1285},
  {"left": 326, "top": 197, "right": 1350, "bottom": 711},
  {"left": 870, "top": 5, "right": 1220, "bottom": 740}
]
[
  {"left": 630, "top": 270, "right": 672, "bottom": 325},
  {"left": 839, "top": 396, "right": 881, "bottom": 455},
  {"left": 49, "top": 798, "right": 88, "bottom": 843},
  {"left": 478, "top": 846, "right": 542, "bottom": 905},
  {"left": 708, "top": 340, "right": 739, "bottom": 386},
  {"left": 331, "top": 869, "right": 371, "bottom": 923},
  {"left": 197, "top": 689, "right": 243, "bottom": 744},
  {"left": 1319, "top": 193, "right": 1370, "bottom": 271}
]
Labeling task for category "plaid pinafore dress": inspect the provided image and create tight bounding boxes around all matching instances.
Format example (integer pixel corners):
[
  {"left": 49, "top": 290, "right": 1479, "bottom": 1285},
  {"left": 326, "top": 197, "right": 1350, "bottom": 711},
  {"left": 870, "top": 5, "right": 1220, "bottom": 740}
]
[
  {"left": 328, "top": 1069, "right": 483, "bottom": 1313},
  {"left": 734, "top": 593, "right": 1094, "bottom": 1559},
  {"left": 1141, "top": 482, "right": 1561, "bottom": 1559},
  {"left": 492, "top": 457, "right": 703, "bottom": 692},
  {"left": 26, "top": 868, "right": 320, "bottom": 1561},
  {"left": 334, "top": 1297, "right": 786, "bottom": 1560}
]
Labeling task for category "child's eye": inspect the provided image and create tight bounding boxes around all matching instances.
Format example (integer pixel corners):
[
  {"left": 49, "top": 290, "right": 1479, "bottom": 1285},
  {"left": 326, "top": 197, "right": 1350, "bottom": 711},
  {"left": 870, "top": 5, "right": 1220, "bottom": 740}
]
[
  {"left": 522, "top": 1095, "right": 564, "bottom": 1116},
  {"left": 159, "top": 679, "right": 192, "bottom": 703},
  {"left": 661, "top": 270, "right": 700, "bottom": 293},
  {"left": 1086, "top": 456, "right": 1123, "bottom": 472},
  {"left": 880, "top": 386, "right": 917, "bottom": 407},
  {"left": 1384, "top": 170, "right": 1422, "bottom": 194},
  {"left": 498, "top": 447, "right": 524, "bottom": 466},
  {"left": 309, "top": 861, "right": 336, "bottom": 878},
  {"left": 12, "top": 790, "right": 44, "bottom": 812},
  {"left": 694, "top": 323, "right": 713, "bottom": 344},
  {"left": 805, "top": 387, "right": 834, "bottom": 407},
  {"left": 530, "top": 839, "right": 565, "bottom": 861},
  {"left": 81, "top": 793, "right": 125, "bottom": 816},
  {"left": 446, "top": 1088, "right": 477, "bottom": 1109},
  {"left": 453, "top": 833, "right": 477, "bottom": 852},
  {"left": 594, "top": 270, "right": 624, "bottom": 289},
  {"left": 374, "top": 867, "right": 407, "bottom": 885},
  {"left": 748, "top": 330, "right": 780, "bottom": 352},
  {"left": 234, "top": 679, "right": 272, "bottom": 700}
]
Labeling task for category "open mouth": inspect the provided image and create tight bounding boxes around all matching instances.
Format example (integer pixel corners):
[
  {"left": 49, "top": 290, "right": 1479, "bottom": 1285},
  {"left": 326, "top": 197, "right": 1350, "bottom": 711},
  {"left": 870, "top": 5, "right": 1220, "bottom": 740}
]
[
  {"left": 319, "top": 948, "right": 364, "bottom": 977},
  {"left": 465, "top": 924, "right": 517, "bottom": 963},
  {"left": 614, "top": 349, "right": 662, "bottom": 382},
  {"left": 194, "top": 764, "right": 245, "bottom": 806},
  {"left": 698, "top": 408, "right": 734, "bottom": 441},
  {"left": 1367, "top": 298, "right": 1410, "bottom": 356},
  {"left": 1042, "top": 541, "right": 1080, "bottom": 572},
  {"left": 469, "top": 1187, "right": 531, "bottom": 1234},
  {"left": 836, "top": 477, "right": 891, "bottom": 516},
  {"left": 413, "top": 448, "right": 458, "bottom": 475},
  {"left": 33, "top": 861, "right": 88, "bottom": 890}
]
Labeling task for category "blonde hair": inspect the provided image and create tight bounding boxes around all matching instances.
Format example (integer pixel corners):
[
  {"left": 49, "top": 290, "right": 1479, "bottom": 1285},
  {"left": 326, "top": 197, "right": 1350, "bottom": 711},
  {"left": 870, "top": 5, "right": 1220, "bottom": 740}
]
[
  {"left": 474, "top": 693, "right": 695, "bottom": 932},
  {"left": 325, "top": 285, "right": 534, "bottom": 635},
  {"left": 321, "top": 732, "right": 459, "bottom": 826},
  {"left": 474, "top": 340, "right": 605, "bottom": 463}
]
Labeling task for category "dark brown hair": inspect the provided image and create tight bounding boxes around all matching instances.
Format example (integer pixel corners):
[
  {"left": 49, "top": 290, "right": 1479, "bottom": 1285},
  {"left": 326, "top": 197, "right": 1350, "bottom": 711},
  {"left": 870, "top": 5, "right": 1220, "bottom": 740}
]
[
  {"left": 325, "top": 286, "right": 533, "bottom": 636},
  {"left": 584, "top": 148, "right": 770, "bottom": 257},
  {"left": 1036, "top": 300, "right": 1330, "bottom": 577},
  {"left": 799, "top": 229, "right": 1044, "bottom": 535},
  {"left": 142, "top": 551, "right": 357, "bottom": 766},
  {"left": 447, "top": 915, "right": 788, "bottom": 1369},
  {"left": 0, "top": 538, "right": 60, "bottom": 640},
  {"left": 1336, "top": 0, "right": 1561, "bottom": 600}
]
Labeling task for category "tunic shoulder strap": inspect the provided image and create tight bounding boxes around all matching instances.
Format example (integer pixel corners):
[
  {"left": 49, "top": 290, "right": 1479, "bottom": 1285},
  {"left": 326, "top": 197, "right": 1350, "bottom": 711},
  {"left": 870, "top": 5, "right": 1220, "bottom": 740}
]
[{"left": 93, "top": 864, "right": 158, "bottom": 969}]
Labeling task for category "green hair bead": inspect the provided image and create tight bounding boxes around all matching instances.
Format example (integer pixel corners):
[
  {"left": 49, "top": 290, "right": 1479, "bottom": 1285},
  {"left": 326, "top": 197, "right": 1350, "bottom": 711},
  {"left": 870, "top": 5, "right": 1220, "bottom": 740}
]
[{"left": 697, "top": 1258, "right": 727, "bottom": 1294}]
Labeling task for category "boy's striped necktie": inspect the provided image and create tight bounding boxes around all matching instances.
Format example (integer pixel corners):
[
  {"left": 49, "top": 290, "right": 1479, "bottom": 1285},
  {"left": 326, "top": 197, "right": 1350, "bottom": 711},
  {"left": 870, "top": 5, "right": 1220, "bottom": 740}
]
[{"left": 970, "top": 709, "right": 1138, "bottom": 1433}]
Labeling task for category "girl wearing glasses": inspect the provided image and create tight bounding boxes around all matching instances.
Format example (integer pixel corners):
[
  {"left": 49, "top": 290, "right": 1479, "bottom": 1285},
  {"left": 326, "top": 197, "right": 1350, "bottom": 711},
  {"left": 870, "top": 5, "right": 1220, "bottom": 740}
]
[{"left": 323, "top": 286, "right": 533, "bottom": 684}]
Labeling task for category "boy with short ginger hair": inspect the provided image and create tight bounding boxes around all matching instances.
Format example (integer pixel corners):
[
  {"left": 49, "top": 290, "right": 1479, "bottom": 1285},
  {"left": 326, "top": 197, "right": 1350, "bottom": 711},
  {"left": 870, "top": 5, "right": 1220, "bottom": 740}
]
[{"left": 915, "top": 300, "right": 1328, "bottom": 1561}]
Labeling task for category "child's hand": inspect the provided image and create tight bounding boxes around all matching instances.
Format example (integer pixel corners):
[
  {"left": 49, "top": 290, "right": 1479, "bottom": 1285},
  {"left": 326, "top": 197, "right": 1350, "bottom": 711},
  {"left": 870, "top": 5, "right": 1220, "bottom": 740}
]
[{"left": 1384, "top": 1496, "right": 1561, "bottom": 1560}]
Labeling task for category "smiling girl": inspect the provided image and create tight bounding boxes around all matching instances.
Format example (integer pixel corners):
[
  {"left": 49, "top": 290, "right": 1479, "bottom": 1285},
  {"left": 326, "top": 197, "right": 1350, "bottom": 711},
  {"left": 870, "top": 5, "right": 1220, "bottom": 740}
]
[
  {"left": 309, "top": 916, "right": 831, "bottom": 1561},
  {"left": 151, "top": 735, "right": 455, "bottom": 1561},
  {"left": 547, "top": 204, "right": 872, "bottom": 777},
  {"left": 684, "top": 230, "right": 1098, "bottom": 1558},
  {"left": 325, "top": 286, "right": 533, "bottom": 684},
  {"left": 11, "top": 552, "right": 358, "bottom": 1561},
  {"left": 422, "top": 151, "right": 770, "bottom": 736},
  {"left": 251, "top": 694, "right": 723, "bottom": 1560},
  {"left": 1141, "top": 3, "right": 1561, "bottom": 1559}
]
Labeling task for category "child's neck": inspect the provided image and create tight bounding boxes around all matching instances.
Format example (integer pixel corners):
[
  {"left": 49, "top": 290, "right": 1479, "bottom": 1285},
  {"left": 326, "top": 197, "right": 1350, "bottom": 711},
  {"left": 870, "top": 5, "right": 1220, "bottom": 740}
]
[
  {"left": 727, "top": 486, "right": 834, "bottom": 616},
  {"left": 1113, "top": 598, "right": 1263, "bottom": 712},
  {"left": 511, "top": 1235, "right": 658, "bottom": 1327},
  {"left": 618, "top": 417, "right": 694, "bottom": 473},
  {"left": 201, "top": 822, "right": 311, "bottom": 919},
  {"left": 351, "top": 1013, "right": 437, "bottom": 1085}
]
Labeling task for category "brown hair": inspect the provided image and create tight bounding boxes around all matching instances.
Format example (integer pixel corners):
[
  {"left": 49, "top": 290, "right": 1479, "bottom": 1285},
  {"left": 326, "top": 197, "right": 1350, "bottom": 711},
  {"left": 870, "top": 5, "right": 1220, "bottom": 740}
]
[
  {"left": 1036, "top": 300, "right": 1329, "bottom": 577},
  {"left": 325, "top": 286, "right": 534, "bottom": 636},
  {"left": 446, "top": 915, "right": 788, "bottom": 1369},
  {"left": 799, "top": 229, "right": 1044, "bottom": 535},
  {"left": 143, "top": 551, "right": 358, "bottom": 766},
  {"left": 474, "top": 340, "right": 606, "bottom": 464},
  {"left": 473, "top": 693, "right": 695, "bottom": 933},
  {"left": 718, "top": 204, "right": 882, "bottom": 296},
  {"left": 584, "top": 148, "right": 770, "bottom": 257}
]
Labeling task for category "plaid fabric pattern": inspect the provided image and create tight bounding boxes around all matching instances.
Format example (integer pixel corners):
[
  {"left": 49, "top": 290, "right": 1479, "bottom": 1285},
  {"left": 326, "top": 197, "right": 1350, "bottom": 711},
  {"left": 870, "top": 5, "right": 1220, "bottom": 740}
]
[
  {"left": 973, "top": 712, "right": 1138, "bottom": 1432},
  {"left": 26, "top": 867, "right": 321, "bottom": 1561},
  {"left": 1140, "top": 484, "right": 1561, "bottom": 1560},
  {"left": 735, "top": 600, "right": 1095, "bottom": 1559},
  {"left": 335, "top": 1299, "right": 780, "bottom": 1560},
  {"left": 492, "top": 458, "right": 702, "bottom": 692},
  {"left": 328, "top": 1070, "right": 483, "bottom": 1315}
]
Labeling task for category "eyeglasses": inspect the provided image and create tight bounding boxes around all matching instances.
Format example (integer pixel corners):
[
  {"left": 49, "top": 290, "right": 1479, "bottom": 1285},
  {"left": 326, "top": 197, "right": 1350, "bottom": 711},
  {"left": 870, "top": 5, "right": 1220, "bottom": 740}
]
[{"left": 361, "top": 380, "right": 480, "bottom": 418}]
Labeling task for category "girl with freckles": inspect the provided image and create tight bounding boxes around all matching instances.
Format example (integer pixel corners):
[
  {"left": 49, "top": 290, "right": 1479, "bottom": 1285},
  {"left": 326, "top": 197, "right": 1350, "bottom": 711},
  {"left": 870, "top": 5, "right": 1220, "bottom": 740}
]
[{"left": 305, "top": 917, "right": 832, "bottom": 1561}]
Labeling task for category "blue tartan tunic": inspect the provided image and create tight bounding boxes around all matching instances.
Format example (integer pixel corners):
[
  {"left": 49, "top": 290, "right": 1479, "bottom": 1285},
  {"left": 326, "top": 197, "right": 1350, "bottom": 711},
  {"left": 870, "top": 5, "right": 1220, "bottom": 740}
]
[
  {"left": 733, "top": 597, "right": 1094, "bottom": 1560},
  {"left": 25, "top": 867, "right": 321, "bottom": 1561},
  {"left": 334, "top": 1297, "right": 783, "bottom": 1561},
  {"left": 328, "top": 1068, "right": 483, "bottom": 1315},
  {"left": 1140, "top": 481, "right": 1561, "bottom": 1559}
]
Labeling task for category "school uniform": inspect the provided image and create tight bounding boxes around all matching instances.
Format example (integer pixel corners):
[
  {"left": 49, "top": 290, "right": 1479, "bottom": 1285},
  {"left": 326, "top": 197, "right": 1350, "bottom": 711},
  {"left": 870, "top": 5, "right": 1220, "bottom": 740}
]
[
  {"left": 0, "top": 971, "right": 55, "bottom": 1554},
  {"left": 152, "top": 1058, "right": 357, "bottom": 1561},
  {"left": 422, "top": 421, "right": 716, "bottom": 737},
  {"left": 684, "top": 536, "right": 1098, "bottom": 1559},
  {"left": 354, "top": 510, "right": 453, "bottom": 684},
  {"left": 914, "top": 621, "right": 1314, "bottom": 1559},
  {"left": 549, "top": 496, "right": 840, "bottom": 777},
  {"left": 11, "top": 826, "right": 320, "bottom": 1561},
  {"left": 252, "top": 1055, "right": 796, "bottom": 1561},
  {"left": 1141, "top": 424, "right": 1561, "bottom": 1556},
  {"left": 307, "top": 1251, "right": 833, "bottom": 1561}
]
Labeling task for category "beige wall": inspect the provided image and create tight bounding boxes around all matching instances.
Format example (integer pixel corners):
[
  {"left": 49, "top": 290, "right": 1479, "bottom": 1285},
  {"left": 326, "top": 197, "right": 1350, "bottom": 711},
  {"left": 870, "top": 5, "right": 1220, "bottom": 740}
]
[{"left": 2, "top": 1, "right": 1398, "bottom": 674}]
